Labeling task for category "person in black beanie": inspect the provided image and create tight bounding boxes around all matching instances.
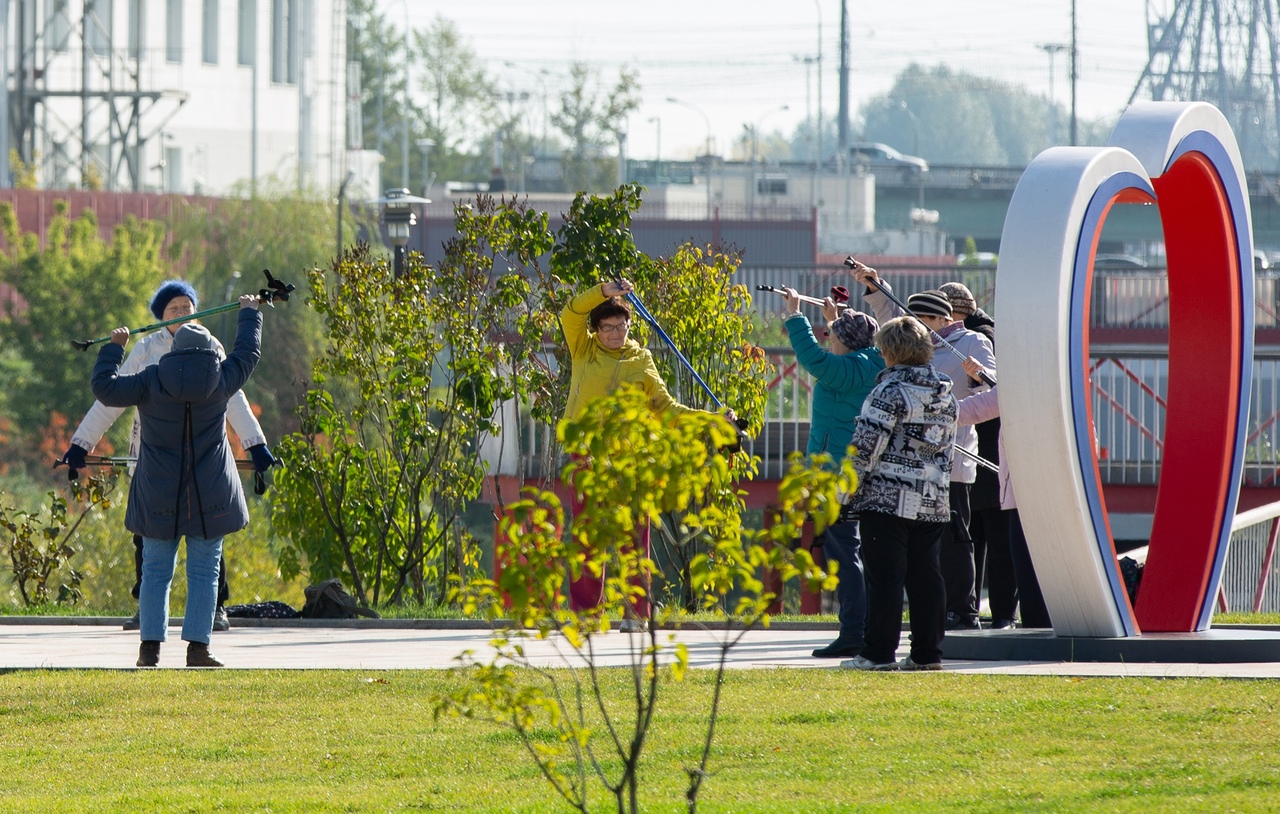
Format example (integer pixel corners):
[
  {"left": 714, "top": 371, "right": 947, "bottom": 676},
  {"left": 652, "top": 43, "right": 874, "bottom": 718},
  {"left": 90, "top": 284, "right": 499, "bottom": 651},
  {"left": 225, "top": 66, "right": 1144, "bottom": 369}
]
[
  {"left": 59, "top": 280, "right": 276, "bottom": 632},
  {"left": 939, "top": 282, "right": 1018, "bottom": 628}
]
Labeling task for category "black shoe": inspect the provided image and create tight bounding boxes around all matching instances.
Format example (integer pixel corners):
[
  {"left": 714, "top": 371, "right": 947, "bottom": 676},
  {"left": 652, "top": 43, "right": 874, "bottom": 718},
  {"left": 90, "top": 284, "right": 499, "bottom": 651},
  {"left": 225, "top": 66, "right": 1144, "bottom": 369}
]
[
  {"left": 945, "top": 612, "right": 980, "bottom": 631},
  {"left": 136, "top": 640, "right": 160, "bottom": 668},
  {"left": 186, "top": 642, "right": 224, "bottom": 668},
  {"left": 213, "top": 606, "right": 230, "bottom": 632},
  {"left": 989, "top": 618, "right": 1018, "bottom": 630},
  {"left": 122, "top": 612, "right": 140, "bottom": 631},
  {"left": 811, "top": 639, "right": 862, "bottom": 659}
]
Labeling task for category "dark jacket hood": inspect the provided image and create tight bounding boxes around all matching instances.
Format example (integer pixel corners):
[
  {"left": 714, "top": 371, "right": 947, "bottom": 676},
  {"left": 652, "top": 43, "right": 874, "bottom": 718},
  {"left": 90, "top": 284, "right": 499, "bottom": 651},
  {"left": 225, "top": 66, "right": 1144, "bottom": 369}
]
[{"left": 156, "top": 348, "right": 221, "bottom": 402}]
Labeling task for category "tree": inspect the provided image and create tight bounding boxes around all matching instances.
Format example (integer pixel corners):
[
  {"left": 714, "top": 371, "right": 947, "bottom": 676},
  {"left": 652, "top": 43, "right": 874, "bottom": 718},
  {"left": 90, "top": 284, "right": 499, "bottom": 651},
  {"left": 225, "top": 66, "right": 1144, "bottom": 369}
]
[
  {"left": 857, "top": 63, "right": 1114, "bottom": 167},
  {"left": 551, "top": 63, "right": 640, "bottom": 192},
  {"left": 436, "top": 388, "right": 847, "bottom": 813},
  {"left": 0, "top": 201, "right": 160, "bottom": 471},
  {"left": 164, "top": 179, "right": 363, "bottom": 443},
  {"left": 411, "top": 15, "right": 501, "bottom": 186}
]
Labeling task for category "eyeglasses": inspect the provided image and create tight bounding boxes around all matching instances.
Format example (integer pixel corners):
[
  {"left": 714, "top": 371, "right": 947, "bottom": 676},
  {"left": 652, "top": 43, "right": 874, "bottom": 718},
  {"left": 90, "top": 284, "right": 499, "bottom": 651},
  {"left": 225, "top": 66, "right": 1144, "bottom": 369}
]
[{"left": 597, "top": 321, "right": 630, "bottom": 334}]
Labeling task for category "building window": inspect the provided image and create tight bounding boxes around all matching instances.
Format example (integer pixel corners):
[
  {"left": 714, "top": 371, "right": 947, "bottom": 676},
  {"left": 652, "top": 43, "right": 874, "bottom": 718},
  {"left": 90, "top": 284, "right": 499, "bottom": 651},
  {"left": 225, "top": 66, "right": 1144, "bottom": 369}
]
[
  {"left": 87, "top": 0, "right": 113, "bottom": 56},
  {"left": 757, "top": 176, "right": 788, "bottom": 196},
  {"left": 166, "top": 0, "right": 182, "bottom": 62},
  {"left": 202, "top": 0, "right": 219, "bottom": 63},
  {"left": 270, "top": 0, "right": 296, "bottom": 84},
  {"left": 237, "top": 0, "right": 256, "bottom": 66},
  {"left": 127, "top": 0, "right": 145, "bottom": 60}
]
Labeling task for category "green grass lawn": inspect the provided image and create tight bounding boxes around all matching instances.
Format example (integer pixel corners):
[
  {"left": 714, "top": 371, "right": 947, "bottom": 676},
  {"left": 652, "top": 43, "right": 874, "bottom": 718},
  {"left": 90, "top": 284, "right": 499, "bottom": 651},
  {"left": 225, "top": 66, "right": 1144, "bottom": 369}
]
[{"left": 1, "top": 669, "right": 1278, "bottom": 812}]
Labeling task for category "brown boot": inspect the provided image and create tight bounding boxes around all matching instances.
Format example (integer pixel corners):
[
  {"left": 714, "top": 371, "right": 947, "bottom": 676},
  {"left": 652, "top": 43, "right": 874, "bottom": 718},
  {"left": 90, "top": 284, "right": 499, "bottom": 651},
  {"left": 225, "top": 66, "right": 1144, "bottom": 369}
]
[
  {"left": 137, "top": 640, "right": 161, "bottom": 667},
  {"left": 186, "top": 641, "right": 224, "bottom": 668}
]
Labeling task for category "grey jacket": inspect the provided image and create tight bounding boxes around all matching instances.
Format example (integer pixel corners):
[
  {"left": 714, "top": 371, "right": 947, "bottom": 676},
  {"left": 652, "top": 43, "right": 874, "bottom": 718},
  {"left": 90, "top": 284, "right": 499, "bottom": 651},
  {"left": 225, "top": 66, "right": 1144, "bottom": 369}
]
[
  {"left": 863, "top": 282, "right": 996, "bottom": 484},
  {"left": 91, "top": 309, "right": 262, "bottom": 540},
  {"left": 848, "top": 364, "right": 958, "bottom": 522}
]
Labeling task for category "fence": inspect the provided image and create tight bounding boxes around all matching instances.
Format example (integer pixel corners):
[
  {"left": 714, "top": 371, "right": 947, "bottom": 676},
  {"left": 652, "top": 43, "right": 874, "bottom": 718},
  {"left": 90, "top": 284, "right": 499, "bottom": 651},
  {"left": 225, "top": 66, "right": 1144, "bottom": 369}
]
[{"left": 1223, "top": 503, "right": 1280, "bottom": 614}]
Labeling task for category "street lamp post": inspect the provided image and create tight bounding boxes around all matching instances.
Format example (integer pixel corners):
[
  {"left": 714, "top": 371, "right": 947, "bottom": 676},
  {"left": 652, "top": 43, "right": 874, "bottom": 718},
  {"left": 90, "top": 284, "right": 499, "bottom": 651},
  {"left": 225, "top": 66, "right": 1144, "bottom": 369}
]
[
  {"left": 648, "top": 116, "right": 661, "bottom": 183},
  {"left": 666, "top": 96, "right": 713, "bottom": 218},
  {"left": 415, "top": 138, "right": 435, "bottom": 197},
  {"left": 1037, "top": 43, "right": 1069, "bottom": 146},
  {"left": 336, "top": 170, "right": 355, "bottom": 260},
  {"left": 374, "top": 187, "right": 431, "bottom": 277}
]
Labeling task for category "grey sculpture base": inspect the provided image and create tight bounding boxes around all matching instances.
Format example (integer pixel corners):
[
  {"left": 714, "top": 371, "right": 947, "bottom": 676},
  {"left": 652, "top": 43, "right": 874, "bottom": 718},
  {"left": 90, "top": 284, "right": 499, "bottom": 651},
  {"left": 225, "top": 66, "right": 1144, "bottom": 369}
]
[{"left": 942, "top": 627, "right": 1280, "bottom": 664}]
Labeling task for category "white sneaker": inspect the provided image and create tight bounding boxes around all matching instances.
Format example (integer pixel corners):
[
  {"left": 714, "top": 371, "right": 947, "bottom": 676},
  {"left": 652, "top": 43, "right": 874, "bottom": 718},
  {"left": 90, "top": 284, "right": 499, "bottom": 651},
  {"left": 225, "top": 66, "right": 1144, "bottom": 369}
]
[
  {"left": 617, "top": 618, "right": 646, "bottom": 633},
  {"left": 840, "top": 655, "right": 898, "bottom": 671},
  {"left": 897, "top": 656, "right": 943, "bottom": 671}
]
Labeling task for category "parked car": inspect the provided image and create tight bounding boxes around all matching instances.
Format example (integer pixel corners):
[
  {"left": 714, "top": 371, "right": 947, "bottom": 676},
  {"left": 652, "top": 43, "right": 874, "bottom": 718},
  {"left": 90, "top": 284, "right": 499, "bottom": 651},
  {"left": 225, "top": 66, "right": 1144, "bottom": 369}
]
[
  {"left": 1093, "top": 254, "right": 1148, "bottom": 271},
  {"left": 850, "top": 142, "right": 929, "bottom": 176}
]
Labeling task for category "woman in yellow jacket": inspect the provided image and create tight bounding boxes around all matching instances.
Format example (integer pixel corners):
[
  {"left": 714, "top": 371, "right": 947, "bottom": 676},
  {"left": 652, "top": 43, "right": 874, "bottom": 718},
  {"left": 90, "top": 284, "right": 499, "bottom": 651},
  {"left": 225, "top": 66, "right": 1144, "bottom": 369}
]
[{"left": 561, "top": 278, "right": 734, "bottom": 629}]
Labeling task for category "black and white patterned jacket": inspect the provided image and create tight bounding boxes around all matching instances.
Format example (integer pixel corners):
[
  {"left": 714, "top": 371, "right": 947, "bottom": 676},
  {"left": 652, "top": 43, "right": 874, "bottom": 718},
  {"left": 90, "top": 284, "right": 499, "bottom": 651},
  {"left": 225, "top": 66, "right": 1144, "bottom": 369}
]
[{"left": 848, "top": 364, "right": 957, "bottom": 522}]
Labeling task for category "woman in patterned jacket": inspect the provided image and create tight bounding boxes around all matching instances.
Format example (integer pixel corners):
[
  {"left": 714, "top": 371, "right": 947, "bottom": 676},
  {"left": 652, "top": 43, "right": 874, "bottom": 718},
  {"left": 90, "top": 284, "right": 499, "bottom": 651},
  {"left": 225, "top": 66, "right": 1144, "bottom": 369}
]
[{"left": 841, "top": 316, "right": 957, "bottom": 672}]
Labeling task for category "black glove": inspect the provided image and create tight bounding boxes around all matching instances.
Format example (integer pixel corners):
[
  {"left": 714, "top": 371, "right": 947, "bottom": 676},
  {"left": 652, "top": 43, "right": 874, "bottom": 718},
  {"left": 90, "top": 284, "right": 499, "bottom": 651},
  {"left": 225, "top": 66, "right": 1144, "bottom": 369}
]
[
  {"left": 58, "top": 445, "right": 88, "bottom": 481},
  {"left": 248, "top": 444, "right": 277, "bottom": 473}
]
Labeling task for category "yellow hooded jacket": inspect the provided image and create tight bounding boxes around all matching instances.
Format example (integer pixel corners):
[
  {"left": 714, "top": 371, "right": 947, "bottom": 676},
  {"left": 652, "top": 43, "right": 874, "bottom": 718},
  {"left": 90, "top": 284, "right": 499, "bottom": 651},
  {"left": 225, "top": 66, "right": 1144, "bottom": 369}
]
[{"left": 561, "top": 285, "right": 693, "bottom": 420}]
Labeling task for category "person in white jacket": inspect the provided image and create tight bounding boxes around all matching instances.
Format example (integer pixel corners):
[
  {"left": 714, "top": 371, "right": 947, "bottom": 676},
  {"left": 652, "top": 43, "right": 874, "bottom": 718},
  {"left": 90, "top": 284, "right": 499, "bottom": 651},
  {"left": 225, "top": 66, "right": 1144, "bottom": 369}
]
[{"left": 58, "top": 280, "right": 275, "bottom": 632}]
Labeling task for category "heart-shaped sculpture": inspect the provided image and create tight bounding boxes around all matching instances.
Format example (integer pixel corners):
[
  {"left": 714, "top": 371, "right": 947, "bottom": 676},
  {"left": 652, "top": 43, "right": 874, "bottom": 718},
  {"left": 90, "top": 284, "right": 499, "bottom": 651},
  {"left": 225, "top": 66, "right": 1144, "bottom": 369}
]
[{"left": 998, "top": 102, "right": 1254, "bottom": 637}]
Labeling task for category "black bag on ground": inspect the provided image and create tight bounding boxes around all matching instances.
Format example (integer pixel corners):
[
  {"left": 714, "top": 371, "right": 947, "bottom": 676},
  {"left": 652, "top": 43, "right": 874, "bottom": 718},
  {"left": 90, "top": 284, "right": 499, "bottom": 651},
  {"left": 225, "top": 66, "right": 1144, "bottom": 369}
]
[
  {"left": 300, "top": 579, "right": 381, "bottom": 619},
  {"left": 225, "top": 600, "right": 300, "bottom": 619}
]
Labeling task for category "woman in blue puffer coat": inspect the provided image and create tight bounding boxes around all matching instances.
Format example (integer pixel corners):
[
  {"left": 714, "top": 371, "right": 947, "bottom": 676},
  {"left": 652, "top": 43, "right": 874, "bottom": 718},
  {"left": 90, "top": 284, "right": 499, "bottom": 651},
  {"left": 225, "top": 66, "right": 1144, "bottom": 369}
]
[
  {"left": 782, "top": 287, "right": 885, "bottom": 659},
  {"left": 92, "top": 295, "right": 262, "bottom": 668}
]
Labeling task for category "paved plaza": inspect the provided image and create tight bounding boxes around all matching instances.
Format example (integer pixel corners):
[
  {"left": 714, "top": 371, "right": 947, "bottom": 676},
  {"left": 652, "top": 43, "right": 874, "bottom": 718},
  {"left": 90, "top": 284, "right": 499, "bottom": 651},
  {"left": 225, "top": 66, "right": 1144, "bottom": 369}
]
[{"left": 3, "top": 618, "right": 1280, "bottom": 677}]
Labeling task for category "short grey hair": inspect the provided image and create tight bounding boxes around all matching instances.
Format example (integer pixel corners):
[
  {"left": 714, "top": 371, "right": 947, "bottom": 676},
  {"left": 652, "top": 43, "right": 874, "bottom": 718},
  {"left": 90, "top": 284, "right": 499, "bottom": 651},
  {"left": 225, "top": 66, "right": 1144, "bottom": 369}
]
[{"left": 874, "top": 316, "right": 934, "bottom": 367}]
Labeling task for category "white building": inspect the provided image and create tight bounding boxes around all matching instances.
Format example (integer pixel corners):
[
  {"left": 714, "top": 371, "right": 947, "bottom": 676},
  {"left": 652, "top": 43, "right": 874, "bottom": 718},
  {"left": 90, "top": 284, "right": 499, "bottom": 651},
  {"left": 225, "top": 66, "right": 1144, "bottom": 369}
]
[{"left": 0, "top": 0, "right": 348, "bottom": 195}]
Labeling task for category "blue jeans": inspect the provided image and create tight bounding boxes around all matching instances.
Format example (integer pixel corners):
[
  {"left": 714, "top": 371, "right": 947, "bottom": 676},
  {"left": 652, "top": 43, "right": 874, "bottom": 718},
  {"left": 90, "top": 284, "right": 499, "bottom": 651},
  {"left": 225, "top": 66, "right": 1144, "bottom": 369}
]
[
  {"left": 139, "top": 535, "right": 224, "bottom": 645},
  {"left": 822, "top": 520, "right": 866, "bottom": 647}
]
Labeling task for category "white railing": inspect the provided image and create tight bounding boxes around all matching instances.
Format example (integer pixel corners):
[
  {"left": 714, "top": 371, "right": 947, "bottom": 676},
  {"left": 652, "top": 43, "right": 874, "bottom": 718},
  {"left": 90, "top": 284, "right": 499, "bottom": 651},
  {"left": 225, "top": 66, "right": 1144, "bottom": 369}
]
[{"left": 1223, "top": 502, "right": 1280, "bottom": 614}]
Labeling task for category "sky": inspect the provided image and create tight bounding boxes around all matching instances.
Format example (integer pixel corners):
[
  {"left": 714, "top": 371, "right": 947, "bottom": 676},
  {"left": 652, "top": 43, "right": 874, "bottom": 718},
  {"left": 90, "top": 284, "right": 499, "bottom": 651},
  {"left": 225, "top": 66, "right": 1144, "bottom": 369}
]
[{"left": 378, "top": 0, "right": 1160, "bottom": 161}]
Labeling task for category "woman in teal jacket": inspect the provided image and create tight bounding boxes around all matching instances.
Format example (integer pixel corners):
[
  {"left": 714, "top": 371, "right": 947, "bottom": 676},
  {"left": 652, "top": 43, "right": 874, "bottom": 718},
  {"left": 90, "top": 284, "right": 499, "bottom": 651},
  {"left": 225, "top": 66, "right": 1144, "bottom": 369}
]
[{"left": 781, "top": 287, "right": 885, "bottom": 658}]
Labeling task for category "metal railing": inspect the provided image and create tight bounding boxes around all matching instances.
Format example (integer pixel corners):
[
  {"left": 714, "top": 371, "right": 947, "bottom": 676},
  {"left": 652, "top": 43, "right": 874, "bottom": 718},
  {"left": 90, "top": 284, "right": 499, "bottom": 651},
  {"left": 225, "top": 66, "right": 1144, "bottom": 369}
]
[{"left": 1224, "top": 503, "right": 1280, "bottom": 614}]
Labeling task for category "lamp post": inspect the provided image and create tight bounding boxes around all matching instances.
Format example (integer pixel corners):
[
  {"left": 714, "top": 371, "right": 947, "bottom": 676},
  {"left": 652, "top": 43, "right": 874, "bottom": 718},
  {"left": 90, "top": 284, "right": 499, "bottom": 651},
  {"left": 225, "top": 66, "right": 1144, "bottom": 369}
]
[
  {"left": 648, "top": 116, "right": 661, "bottom": 182},
  {"left": 416, "top": 138, "right": 435, "bottom": 196},
  {"left": 753, "top": 104, "right": 790, "bottom": 163},
  {"left": 374, "top": 187, "right": 431, "bottom": 277},
  {"left": 666, "top": 96, "right": 713, "bottom": 218},
  {"left": 336, "top": 170, "right": 355, "bottom": 260},
  {"left": 1037, "top": 43, "right": 1068, "bottom": 146}
]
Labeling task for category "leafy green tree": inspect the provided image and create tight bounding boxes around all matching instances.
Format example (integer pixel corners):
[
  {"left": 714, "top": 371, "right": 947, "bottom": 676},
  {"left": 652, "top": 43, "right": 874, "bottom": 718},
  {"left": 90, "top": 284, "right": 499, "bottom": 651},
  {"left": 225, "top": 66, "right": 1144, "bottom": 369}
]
[
  {"left": 411, "top": 15, "right": 501, "bottom": 185},
  {"left": 552, "top": 63, "right": 640, "bottom": 192},
  {"left": 0, "top": 201, "right": 160, "bottom": 469},
  {"left": 164, "top": 180, "right": 362, "bottom": 443},
  {"left": 436, "top": 387, "right": 846, "bottom": 814},
  {"left": 857, "top": 63, "right": 1114, "bottom": 167}
]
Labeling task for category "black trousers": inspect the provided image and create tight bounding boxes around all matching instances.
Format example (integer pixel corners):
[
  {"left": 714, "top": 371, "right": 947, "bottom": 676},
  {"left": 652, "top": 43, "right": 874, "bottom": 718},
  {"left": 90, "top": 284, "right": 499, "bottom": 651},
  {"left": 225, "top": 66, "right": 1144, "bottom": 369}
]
[
  {"left": 860, "top": 511, "right": 947, "bottom": 666},
  {"left": 941, "top": 483, "right": 977, "bottom": 624},
  {"left": 131, "top": 533, "right": 230, "bottom": 606},
  {"left": 972, "top": 506, "right": 1018, "bottom": 621},
  {"left": 1007, "top": 512, "right": 1051, "bottom": 628}
]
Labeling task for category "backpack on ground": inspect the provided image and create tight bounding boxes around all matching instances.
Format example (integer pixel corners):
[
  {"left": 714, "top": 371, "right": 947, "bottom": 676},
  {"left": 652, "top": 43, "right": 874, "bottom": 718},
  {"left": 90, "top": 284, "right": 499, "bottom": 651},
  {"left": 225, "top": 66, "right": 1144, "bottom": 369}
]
[{"left": 300, "top": 579, "right": 381, "bottom": 619}]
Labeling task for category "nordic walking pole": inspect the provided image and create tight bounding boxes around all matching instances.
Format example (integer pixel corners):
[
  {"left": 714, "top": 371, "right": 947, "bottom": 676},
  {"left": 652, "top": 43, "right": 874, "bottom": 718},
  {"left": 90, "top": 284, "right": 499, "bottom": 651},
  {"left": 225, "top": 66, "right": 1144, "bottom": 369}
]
[
  {"left": 842, "top": 256, "right": 997, "bottom": 388},
  {"left": 71, "top": 269, "right": 296, "bottom": 351},
  {"left": 755, "top": 285, "right": 851, "bottom": 308}
]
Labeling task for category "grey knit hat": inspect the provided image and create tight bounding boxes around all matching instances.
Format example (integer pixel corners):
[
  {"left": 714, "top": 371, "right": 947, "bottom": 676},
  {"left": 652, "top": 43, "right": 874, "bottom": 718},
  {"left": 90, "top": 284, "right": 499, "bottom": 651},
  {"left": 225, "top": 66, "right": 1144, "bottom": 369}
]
[
  {"left": 938, "top": 282, "right": 978, "bottom": 316},
  {"left": 830, "top": 309, "right": 878, "bottom": 351},
  {"left": 907, "top": 290, "right": 953, "bottom": 319},
  {"left": 172, "top": 323, "right": 216, "bottom": 352}
]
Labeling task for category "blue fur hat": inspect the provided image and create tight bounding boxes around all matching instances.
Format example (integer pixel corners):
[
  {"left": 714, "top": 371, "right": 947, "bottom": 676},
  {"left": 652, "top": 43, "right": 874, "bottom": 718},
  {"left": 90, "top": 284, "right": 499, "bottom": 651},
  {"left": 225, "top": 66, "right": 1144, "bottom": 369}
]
[{"left": 149, "top": 280, "right": 199, "bottom": 320}]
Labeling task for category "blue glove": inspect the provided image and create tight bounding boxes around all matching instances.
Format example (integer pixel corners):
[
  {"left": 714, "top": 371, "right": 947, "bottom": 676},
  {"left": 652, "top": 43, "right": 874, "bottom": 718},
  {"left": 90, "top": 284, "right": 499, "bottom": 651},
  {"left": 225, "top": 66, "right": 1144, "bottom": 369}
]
[
  {"left": 248, "top": 444, "right": 277, "bottom": 473},
  {"left": 58, "top": 445, "right": 88, "bottom": 480}
]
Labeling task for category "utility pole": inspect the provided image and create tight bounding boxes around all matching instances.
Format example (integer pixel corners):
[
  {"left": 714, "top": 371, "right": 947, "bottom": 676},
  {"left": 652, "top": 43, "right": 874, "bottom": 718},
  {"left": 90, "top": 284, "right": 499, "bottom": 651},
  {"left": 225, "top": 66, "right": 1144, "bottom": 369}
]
[{"left": 837, "top": 0, "right": 849, "bottom": 160}]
